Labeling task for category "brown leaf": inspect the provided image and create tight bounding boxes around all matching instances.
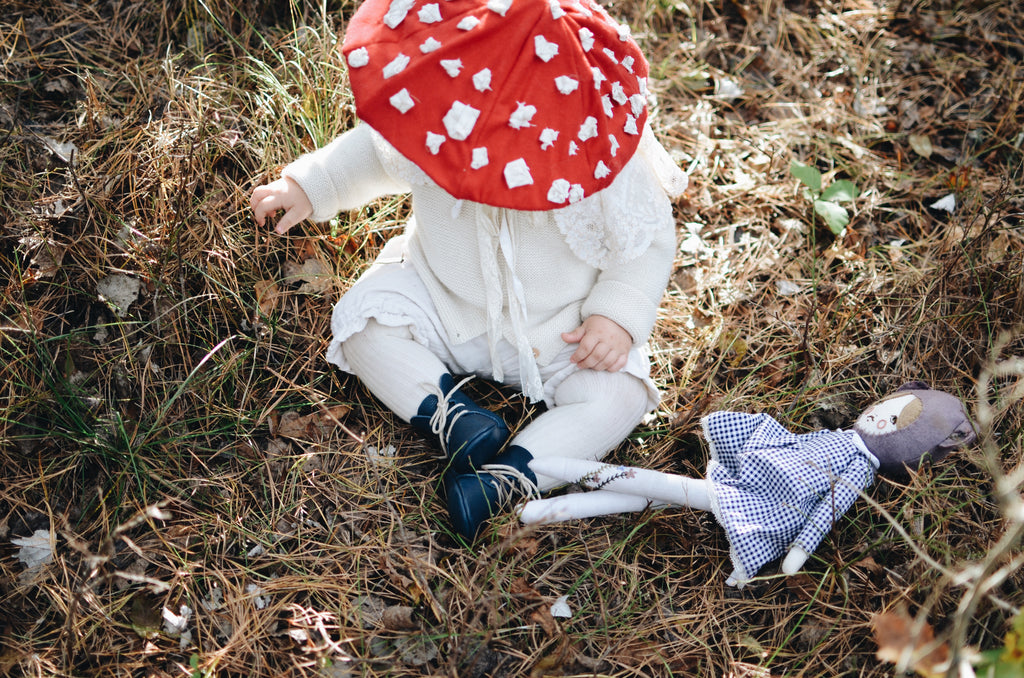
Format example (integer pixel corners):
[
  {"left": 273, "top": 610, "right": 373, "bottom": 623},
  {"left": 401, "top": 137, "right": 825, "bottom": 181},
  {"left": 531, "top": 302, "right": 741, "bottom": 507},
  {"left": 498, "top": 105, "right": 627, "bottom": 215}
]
[
  {"left": 317, "top": 405, "right": 352, "bottom": 433},
  {"left": 873, "top": 611, "right": 950, "bottom": 677},
  {"left": 859, "top": 555, "right": 883, "bottom": 575},
  {"left": 283, "top": 258, "right": 332, "bottom": 295},
  {"left": 784, "top": 573, "right": 819, "bottom": 602},
  {"left": 510, "top": 577, "right": 542, "bottom": 598},
  {"left": 529, "top": 609, "right": 558, "bottom": 637},
  {"left": 254, "top": 279, "right": 280, "bottom": 315},
  {"left": 295, "top": 237, "right": 319, "bottom": 261},
  {"left": 513, "top": 537, "right": 540, "bottom": 557},
  {"left": 274, "top": 405, "right": 352, "bottom": 440},
  {"left": 276, "top": 411, "right": 311, "bottom": 439},
  {"left": 382, "top": 605, "right": 419, "bottom": 631},
  {"left": 529, "top": 635, "right": 570, "bottom": 677}
]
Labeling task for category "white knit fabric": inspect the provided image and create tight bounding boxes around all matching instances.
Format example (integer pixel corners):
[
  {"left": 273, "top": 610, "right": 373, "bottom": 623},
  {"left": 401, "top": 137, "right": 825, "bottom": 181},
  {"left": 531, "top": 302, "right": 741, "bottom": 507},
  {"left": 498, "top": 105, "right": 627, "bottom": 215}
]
[{"left": 284, "top": 123, "right": 681, "bottom": 401}]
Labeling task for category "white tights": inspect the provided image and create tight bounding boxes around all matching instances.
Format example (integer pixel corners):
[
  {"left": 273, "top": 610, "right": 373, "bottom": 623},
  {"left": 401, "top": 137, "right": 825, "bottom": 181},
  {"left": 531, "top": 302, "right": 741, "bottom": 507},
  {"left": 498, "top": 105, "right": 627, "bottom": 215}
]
[
  {"left": 341, "top": 320, "right": 449, "bottom": 421},
  {"left": 341, "top": 319, "right": 650, "bottom": 489}
]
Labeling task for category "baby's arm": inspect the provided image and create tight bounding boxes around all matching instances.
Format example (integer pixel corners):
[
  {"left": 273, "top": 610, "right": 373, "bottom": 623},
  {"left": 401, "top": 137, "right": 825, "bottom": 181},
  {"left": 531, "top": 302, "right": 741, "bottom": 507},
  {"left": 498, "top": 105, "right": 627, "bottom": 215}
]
[
  {"left": 578, "top": 207, "right": 677, "bottom": 357},
  {"left": 561, "top": 315, "right": 632, "bottom": 372},
  {"left": 250, "top": 124, "right": 409, "bottom": 235}
]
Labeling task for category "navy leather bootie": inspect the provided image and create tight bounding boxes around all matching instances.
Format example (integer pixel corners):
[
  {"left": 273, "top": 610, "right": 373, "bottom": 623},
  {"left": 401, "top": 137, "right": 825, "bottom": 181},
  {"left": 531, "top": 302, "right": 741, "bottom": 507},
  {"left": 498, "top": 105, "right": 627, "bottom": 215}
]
[
  {"left": 410, "top": 374, "right": 510, "bottom": 474},
  {"left": 444, "top": 445, "right": 539, "bottom": 541}
]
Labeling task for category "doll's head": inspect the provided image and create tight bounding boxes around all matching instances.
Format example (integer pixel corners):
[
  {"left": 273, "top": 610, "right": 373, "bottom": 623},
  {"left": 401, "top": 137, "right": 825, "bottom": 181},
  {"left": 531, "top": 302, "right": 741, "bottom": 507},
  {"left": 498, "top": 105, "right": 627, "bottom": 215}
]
[{"left": 853, "top": 382, "right": 975, "bottom": 476}]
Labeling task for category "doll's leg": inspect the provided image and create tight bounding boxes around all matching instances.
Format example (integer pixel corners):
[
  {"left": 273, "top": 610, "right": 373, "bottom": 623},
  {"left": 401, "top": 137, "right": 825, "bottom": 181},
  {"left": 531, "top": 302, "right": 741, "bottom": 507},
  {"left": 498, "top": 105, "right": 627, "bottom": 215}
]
[
  {"left": 528, "top": 456, "right": 712, "bottom": 510},
  {"left": 519, "top": 490, "right": 666, "bottom": 524},
  {"left": 342, "top": 320, "right": 509, "bottom": 471}
]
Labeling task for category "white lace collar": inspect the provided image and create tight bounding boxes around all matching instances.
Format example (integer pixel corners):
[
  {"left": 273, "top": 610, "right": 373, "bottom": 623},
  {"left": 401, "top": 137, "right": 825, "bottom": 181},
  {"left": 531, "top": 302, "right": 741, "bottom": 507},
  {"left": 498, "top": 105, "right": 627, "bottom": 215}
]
[{"left": 370, "top": 125, "right": 687, "bottom": 270}]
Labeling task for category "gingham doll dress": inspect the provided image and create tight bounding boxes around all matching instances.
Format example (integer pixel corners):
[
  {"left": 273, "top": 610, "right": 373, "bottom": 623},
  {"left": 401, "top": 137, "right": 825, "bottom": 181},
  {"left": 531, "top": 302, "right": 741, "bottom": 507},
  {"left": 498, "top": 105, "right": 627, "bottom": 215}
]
[{"left": 702, "top": 411, "right": 879, "bottom": 583}]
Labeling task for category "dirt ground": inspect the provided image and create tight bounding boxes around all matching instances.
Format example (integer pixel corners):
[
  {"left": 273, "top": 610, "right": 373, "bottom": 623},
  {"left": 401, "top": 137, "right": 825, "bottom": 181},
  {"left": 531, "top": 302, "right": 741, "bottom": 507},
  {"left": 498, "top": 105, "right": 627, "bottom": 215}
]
[{"left": 1, "top": 0, "right": 1023, "bottom": 676}]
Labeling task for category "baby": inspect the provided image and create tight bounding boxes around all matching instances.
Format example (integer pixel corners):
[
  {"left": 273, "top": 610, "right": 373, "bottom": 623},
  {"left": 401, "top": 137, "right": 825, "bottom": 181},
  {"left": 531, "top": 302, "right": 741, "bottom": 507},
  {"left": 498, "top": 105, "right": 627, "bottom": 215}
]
[{"left": 251, "top": 0, "right": 687, "bottom": 540}]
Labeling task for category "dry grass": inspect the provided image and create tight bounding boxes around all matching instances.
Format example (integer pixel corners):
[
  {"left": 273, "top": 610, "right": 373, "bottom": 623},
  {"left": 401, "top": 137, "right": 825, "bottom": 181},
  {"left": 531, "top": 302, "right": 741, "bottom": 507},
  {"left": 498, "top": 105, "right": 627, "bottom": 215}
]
[{"left": 1, "top": 0, "right": 1023, "bottom": 676}]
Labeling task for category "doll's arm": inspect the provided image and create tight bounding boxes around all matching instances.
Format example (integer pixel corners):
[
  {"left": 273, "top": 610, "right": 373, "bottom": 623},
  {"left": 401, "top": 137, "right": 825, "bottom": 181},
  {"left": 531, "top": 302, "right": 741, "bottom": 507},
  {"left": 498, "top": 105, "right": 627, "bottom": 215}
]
[
  {"left": 786, "top": 455, "right": 875, "bottom": 572},
  {"left": 519, "top": 490, "right": 667, "bottom": 524}
]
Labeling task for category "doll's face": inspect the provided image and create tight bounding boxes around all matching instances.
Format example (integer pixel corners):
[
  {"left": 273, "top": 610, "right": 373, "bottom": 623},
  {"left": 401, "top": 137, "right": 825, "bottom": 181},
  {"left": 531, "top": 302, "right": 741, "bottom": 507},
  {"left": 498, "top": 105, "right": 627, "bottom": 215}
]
[{"left": 856, "top": 393, "right": 919, "bottom": 435}]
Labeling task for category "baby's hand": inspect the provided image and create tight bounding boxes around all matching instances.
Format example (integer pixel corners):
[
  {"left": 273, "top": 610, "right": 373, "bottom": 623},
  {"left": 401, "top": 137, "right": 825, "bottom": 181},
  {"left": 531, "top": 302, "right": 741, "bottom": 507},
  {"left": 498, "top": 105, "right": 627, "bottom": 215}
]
[
  {"left": 561, "top": 315, "right": 632, "bottom": 372},
  {"left": 250, "top": 177, "right": 313, "bottom": 235}
]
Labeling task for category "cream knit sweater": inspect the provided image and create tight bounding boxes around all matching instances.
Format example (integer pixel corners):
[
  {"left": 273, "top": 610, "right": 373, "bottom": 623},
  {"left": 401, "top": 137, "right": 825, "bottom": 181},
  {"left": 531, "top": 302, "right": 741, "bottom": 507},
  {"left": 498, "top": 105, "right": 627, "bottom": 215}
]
[{"left": 283, "top": 123, "right": 679, "bottom": 397}]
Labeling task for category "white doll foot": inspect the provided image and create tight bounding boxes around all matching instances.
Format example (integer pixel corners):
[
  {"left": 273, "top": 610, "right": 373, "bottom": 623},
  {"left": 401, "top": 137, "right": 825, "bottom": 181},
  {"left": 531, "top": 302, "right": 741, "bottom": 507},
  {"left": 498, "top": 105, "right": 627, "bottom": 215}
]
[
  {"left": 725, "top": 568, "right": 748, "bottom": 589},
  {"left": 519, "top": 490, "right": 663, "bottom": 524},
  {"left": 781, "top": 546, "right": 810, "bottom": 575}
]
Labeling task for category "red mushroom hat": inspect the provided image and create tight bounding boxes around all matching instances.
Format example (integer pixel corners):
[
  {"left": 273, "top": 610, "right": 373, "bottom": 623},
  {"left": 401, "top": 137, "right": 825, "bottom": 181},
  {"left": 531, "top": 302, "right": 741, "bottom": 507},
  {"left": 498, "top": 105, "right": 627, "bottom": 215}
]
[{"left": 341, "top": 0, "right": 650, "bottom": 211}]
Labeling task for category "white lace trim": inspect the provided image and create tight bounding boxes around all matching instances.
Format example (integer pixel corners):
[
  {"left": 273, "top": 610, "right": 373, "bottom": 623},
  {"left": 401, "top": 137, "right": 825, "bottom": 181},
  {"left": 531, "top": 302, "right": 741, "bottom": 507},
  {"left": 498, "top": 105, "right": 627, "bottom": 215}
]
[
  {"left": 370, "top": 126, "right": 688, "bottom": 270},
  {"left": 553, "top": 127, "right": 687, "bottom": 269}
]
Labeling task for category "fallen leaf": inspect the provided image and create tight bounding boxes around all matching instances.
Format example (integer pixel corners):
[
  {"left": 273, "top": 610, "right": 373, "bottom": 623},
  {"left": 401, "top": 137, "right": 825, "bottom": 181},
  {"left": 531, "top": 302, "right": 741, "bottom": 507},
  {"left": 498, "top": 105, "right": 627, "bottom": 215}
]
[
  {"left": 395, "top": 636, "right": 438, "bottom": 667},
  {"left": 96, "top": 274, "right": 142, "bottom": 317},
  {"left": 255, "top": 279, "right": 281, "bottom": 315},
  {"left": 18, "top": 236, "right": 65, "bottom": 279},
  {"left": 276, "top": 405, "right": 352, "bottom": 440},
  {"left": 529, "top": 608, "right": 558, "bottom": 636},
  {"left": 858, "top": 555, "right": 883, "bottom": 575},
  {"left": 12, "top": 530, "right": 53, "bottom": 570},
  {"left": 776, "top": 279, "right": 804, "bottom": 296},
  {"left": 276, "top": 411, "right": 310, "bottom": 439},
  {"left": 873, "top": 610, "right": 950, "bottom": 677},
  {"left": 130, "top": 592, "right": 162, "bottom": 639},
  {"left": 246, "top": 583, "right": 269, "bottom": 610},
  {"left": 529, "top": 636, "right": 571, "bottom": 677},
  {"left": 162, "top": 604, "right": 192, "bottom": 635},
  {"left": 295, "top": 238, "right": 319, "bottom": 261},
  {"left": 550, "top": 595, "right": 572, "bottom": 619},
  {"left": 510, "top": 577, "right": 542, "bottom": 598},
  {"left": 365, "top": 444, "right": 397, "bottom": 467},
  {"left": 43, "top": 77, "right": 73, "bottom": 93},
  {"left": 41, "top": 136, "right": 77, "bottom": 162},
  {"left": 382, "top": 605, "right": 419, "bottom": 631},
  {"left": 349, "top": 595, "right": 386, "bottom": 629},
  {"left": 513, "top": 537, "right": 540, "bottom": 557},
  {"left": 908, "top": 134, "right": 933, "bottom": 158},
  {"left": 930, "top": 193, "right": 956, "bottom": 213},
  {"left": 283, "top": 258, "right": 332, "bottom": 295},
  {"left": 784, "top": 573, "right": 819, "bottom": 602}
]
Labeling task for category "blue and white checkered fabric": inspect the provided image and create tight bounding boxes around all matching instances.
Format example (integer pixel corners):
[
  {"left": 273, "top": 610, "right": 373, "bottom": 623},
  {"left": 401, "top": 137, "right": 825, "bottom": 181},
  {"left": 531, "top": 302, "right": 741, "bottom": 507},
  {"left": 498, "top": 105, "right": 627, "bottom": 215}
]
[{"left": 702, "top": 412, "right": 876, "bottom": 582}]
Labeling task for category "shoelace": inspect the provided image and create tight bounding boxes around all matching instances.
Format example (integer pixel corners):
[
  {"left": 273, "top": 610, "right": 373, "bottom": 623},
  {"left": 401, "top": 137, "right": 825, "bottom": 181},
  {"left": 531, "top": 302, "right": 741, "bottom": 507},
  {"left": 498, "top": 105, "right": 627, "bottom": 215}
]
[
  {"left": 426, "top": 375, "right": 476, "bottom": 456},
  {"left": 478, "top": 462, "right": 542, "bottom": 505}
]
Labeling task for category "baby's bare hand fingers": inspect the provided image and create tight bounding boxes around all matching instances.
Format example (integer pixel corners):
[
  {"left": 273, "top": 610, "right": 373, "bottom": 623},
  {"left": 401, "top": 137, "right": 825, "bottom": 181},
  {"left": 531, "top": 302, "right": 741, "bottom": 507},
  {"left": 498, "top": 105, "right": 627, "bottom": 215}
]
[
  {"left": 252, "top": 194, "right": 284, "bottom": 226},
  {"left": 611, "top": 352, "right": 628, "bottom": 372},
  {"left": 274, "top": 208, "right": 307, "bottom": 235},
  {"left": 582, "top": 344, "right": 614, "bottom": 370}
]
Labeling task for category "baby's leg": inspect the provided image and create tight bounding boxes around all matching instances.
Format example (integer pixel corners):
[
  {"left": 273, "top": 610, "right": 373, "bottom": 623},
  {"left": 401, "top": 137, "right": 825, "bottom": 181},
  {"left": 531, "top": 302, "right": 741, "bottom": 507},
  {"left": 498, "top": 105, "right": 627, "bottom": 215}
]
[
  {"left": 342, "top": 320, "right": 509, "bottom": 470},
  {"left": 341, "top": 319, "right": 448, "bottom": 421},
  {"left": 511, "top": 369, "right": 649, "bottom": 491}
]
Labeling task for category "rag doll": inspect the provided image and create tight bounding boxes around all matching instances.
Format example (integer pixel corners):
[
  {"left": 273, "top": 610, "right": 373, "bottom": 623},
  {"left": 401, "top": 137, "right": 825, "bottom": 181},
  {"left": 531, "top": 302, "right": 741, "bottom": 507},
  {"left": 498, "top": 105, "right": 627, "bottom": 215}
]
[{"left": 519, "top": 383, "right": 976, "bottom": 586}]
